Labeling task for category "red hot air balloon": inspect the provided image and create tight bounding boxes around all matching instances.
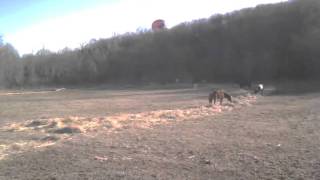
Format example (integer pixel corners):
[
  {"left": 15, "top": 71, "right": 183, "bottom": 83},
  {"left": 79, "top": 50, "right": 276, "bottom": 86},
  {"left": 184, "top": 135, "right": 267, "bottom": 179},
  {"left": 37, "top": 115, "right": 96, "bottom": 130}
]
[{"left": 152, "top": 19, "right": 166, "bottom": 31}]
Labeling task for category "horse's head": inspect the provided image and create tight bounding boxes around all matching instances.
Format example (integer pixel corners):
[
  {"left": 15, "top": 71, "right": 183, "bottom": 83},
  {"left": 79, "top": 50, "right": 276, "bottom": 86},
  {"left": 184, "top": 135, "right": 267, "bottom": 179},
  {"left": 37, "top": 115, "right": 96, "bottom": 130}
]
[{"left": 224, "top": 93, "right": 232, "bottom": 102}]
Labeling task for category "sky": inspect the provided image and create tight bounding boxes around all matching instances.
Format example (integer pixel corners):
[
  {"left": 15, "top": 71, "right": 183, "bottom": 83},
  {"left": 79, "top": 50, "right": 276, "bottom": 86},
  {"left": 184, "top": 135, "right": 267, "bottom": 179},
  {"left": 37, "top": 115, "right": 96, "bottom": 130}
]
[{"left": 0, "top": 0, "right": 287, "bottom": 55}]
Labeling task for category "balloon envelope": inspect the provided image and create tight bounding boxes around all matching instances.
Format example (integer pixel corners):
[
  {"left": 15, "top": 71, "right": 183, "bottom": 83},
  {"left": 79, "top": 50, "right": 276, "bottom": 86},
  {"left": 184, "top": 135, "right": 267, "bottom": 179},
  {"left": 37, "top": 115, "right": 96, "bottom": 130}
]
[{"left": 152, "top": 19, "right": 166, "bottom": 31}]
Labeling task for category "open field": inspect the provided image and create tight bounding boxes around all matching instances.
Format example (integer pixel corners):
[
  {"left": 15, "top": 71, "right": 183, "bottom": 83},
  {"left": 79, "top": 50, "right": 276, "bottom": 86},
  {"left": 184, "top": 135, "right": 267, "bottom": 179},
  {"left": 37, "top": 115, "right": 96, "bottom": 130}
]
[{"left": 0, "top": 84, "right": 320, "bottom": 179}]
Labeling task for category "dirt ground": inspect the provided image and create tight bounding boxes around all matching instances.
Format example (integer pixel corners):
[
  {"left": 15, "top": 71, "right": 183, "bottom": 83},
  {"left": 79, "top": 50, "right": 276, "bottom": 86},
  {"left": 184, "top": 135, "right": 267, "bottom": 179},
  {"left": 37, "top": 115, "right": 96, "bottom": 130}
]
[{"left": 0, "top": 84, "right": 319, "bottom": 180}]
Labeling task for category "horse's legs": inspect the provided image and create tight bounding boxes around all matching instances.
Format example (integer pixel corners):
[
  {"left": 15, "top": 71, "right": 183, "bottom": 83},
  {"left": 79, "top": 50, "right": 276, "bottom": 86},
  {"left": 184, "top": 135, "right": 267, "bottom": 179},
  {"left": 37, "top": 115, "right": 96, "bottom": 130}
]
[{"left": 220, "top": 97, "right": 223, "bottom": 105}]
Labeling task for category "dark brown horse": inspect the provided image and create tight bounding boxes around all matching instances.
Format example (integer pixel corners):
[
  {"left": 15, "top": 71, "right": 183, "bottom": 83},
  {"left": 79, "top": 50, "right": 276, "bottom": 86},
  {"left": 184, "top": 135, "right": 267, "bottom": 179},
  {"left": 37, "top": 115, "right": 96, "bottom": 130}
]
[{"left": 208, "top": 89, "right": 232, "bottom": 105}]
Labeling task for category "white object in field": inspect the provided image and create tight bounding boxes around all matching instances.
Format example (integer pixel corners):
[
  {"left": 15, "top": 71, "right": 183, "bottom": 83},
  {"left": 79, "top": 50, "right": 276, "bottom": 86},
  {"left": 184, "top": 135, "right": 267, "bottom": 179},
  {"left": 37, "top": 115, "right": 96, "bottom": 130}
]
[
  {"left": 193, "top": 83, "right": 198, "bottom": 89},
  {"left": 55, "top": 88, "right": 66, "bottom": 92}
]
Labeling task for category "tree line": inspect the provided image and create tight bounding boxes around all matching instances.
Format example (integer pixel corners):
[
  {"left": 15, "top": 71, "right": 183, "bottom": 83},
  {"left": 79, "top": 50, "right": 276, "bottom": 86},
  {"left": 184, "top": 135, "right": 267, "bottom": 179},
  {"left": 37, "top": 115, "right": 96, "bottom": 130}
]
[{"left": 0, "top": 0, "right": 320, "bottom": 88}]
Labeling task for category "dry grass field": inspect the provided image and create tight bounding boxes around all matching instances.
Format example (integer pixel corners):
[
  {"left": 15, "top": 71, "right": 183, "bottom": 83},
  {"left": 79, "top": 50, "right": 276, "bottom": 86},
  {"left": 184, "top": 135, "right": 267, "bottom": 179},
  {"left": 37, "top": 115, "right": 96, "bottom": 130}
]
[{"left": 0, "top": 83, "right": 319, "bottom": 179}]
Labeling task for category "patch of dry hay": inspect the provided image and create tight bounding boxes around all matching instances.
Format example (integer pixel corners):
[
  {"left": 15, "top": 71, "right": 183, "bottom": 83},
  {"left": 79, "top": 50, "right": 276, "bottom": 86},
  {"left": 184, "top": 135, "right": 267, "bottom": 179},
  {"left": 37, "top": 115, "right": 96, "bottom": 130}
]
[
  {"left": 0, "top": 140, "right": 57, "bottom": 160},
  {"left": 0, "top": 94, "right": 257, "bottom": 160},
  {"left": 2, "top": 117, "right": 100, "bottom": 134}
]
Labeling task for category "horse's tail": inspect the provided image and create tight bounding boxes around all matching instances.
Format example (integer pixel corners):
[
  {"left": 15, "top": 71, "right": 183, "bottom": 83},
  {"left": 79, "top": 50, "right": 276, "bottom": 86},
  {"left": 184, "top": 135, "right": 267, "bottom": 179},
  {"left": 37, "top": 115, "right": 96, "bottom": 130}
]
[{"left": 223, "top": 92, "right": 232, "bottom": 102}]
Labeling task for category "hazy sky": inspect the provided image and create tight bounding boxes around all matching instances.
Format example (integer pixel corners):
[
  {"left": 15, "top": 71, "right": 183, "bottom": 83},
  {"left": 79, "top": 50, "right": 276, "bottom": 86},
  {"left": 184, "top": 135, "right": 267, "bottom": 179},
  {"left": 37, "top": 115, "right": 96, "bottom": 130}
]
[{"left": 1, "top": 0, "right": 287, "bottom": 55}]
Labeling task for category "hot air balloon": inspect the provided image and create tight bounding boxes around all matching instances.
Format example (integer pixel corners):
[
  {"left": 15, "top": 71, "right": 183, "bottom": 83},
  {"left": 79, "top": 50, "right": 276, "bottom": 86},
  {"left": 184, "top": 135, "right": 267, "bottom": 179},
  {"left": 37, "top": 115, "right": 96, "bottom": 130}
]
[{"left": 152, "top": 19, "right": 166, "bottom": 31}]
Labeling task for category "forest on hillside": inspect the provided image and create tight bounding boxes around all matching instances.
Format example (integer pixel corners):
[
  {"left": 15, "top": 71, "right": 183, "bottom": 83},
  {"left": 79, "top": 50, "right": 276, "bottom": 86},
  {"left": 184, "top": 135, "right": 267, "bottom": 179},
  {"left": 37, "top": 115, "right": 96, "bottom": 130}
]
[{"left": 0, "top": 0, "right": 320, "bottom": 87}]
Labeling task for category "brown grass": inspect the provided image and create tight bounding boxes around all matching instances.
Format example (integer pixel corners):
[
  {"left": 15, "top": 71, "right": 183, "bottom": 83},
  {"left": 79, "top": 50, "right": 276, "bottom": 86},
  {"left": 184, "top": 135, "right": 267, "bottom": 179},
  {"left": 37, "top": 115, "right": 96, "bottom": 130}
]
[{"left": 1, "top": 84, "right": 319, "bottom": 179}]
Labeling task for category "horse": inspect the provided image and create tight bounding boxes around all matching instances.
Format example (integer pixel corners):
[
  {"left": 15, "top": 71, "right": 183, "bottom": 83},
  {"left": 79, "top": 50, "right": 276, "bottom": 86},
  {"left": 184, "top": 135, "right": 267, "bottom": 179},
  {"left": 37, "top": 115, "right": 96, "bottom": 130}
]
[
  {"left": 254, "top": 84, "right": 264, "bottom": 95},
  {"left": 208, "top": 89, "right": 232, "bottom": 105}
]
